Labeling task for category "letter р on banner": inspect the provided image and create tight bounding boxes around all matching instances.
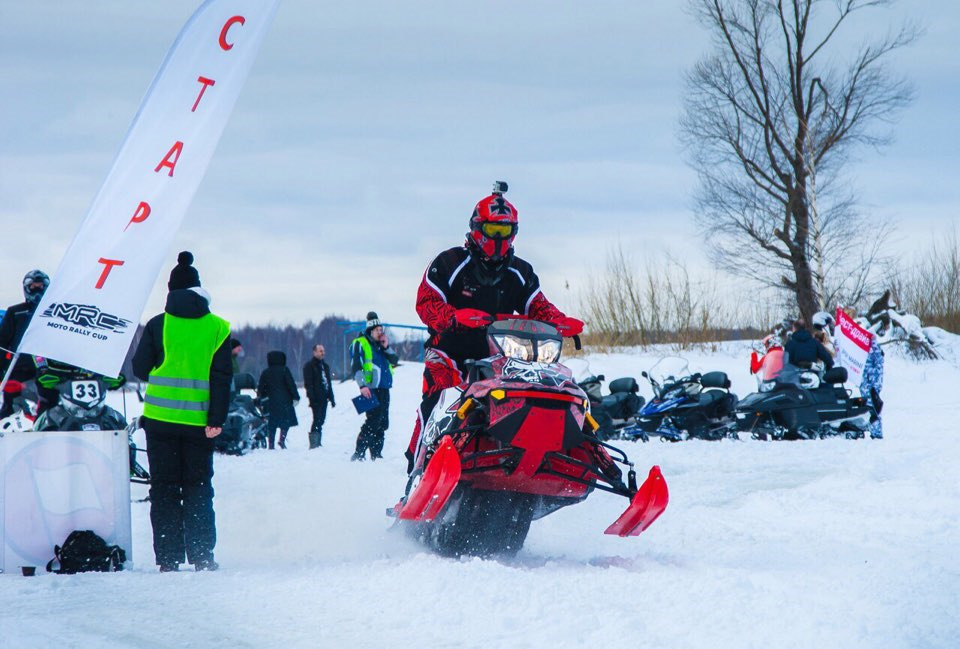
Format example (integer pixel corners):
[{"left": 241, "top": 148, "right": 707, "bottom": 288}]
[{"left": 17, "top": 1, "right": 281, "bottom": 378}]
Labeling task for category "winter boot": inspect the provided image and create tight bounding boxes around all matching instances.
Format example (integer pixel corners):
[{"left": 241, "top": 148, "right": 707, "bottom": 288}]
[
  {"left": 268, "top": 430, "right": 276, "bottom": 450},
  {"left": 278, "top": 430, "right": 287, "bottom": 449},
  {"left": 308, "top": 432, "right": 321, "bottom": 449}
]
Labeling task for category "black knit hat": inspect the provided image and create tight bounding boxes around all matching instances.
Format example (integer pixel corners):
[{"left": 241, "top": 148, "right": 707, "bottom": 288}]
[
  {"left": 167, "top": 251, "right": 201, "bottom": 291},
  {"left": 365, "top": 311, "right": 381, "bottom": 333}
]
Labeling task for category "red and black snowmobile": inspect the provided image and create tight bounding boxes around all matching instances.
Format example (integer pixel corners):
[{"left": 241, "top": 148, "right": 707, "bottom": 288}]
[{"left": 389, "top": 317, "right": 669, "bottom": 557}]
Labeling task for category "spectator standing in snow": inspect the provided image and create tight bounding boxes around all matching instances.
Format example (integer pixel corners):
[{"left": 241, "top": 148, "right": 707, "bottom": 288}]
[
  {"left": 132, "top": 251, "right": 231, "bottom": 572},
  {"left": 258, "top": 350, "right": 300, "bottom": 449},
  {"left": 861, "top": 335, "right": 885, "bottom": 439},
  {"left": 350, "top": 312, "right": 393, "bottom": 461},
  {"left": 228, "top": 338, "right": 244, "bottom": 397},
  {"left": 302, "top": 343, "right": 335, "bottom": 449},
  {"left": 230, "top": 338, "right": 244, "bottom": 373}
]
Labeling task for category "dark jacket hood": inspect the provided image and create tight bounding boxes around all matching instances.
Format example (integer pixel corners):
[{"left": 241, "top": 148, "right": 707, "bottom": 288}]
[
  {"left": 267, "top": 350, "right": 287, "bottom": 367},
  {"left": 164, "top": 289, "right": 210, "bottom": 319},
  {"left": 791, "top": 328, "right": 812, "bottom": 343}
]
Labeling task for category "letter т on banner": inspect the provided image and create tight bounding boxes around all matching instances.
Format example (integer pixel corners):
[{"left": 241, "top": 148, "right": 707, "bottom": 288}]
[{"left": 12, "top": 0, "right": 282, "bottom": 380}]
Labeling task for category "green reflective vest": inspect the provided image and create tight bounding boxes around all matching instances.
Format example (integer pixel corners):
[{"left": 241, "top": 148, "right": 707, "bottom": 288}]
[
  {"left": 143, "top": 312, "right": 230, "bottom": 426},
  {"left": 352, "top": 335, "right": 394, "bottom": 387}
]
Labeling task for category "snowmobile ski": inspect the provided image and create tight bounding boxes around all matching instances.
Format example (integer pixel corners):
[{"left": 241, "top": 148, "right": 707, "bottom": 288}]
[
  {"left": 397, "top": 435, "right": 462, "bottom": 522},
  {"left": 604, "top": 465, "right": 669, "bottom": 537}
]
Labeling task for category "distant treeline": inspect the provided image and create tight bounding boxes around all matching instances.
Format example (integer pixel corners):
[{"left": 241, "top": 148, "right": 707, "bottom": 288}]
[{"left": 120, "top": 315, "right": 428, "bottom": 384}]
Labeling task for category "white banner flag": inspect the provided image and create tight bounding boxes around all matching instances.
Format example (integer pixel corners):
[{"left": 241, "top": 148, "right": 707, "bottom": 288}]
[
  {"left": 18, "top": 0, "right": 281, "bottom": 377},
  {"left": 835, "top": 307, "right": 872, "bottom": 383}
]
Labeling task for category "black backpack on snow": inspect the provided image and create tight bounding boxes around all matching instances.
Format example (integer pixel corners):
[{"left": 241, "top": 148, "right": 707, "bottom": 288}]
[{"left": 45, "top": 530, "right": 126, "bottom": 574}]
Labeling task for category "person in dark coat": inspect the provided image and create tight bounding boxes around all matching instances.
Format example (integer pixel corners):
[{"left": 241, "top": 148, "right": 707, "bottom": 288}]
[
  {"left": 132, "top": 251, "right": 232, "bottom": 572},
  {"left": 0, "top": 270, "right": 57, "bottom": 418},
  {"left": 258, "top": 350, "right": 300, "bottom": 449},
  {"left": 302, "top": 343, "right": 335, "bottom": 449},
  {"left": 785, "top": 319, "right": 835, "bottom": 369}
]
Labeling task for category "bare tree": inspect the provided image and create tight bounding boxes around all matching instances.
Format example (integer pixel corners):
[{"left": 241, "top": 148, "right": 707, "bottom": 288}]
[{"left": 680, "top": 0, "right": 917, "bottom": 322}]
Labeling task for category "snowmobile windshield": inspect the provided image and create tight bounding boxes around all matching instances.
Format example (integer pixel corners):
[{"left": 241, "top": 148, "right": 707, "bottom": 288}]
[
  {"left": 488, "top": 319, "right": 563, "bottom": 363},
  {"left": 647, "top": 356, "right": 691, "bottom": 385}
]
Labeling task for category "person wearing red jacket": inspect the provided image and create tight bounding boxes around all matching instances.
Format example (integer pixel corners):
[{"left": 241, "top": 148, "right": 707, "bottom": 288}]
[{"left": 406, "top": 182, "right": 583, "bottom": 472}]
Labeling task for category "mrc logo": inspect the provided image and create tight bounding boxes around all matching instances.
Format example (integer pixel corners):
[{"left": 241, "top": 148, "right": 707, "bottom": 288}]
[{"left": 41, "top": 303, "right": 132, "bottom": 333}]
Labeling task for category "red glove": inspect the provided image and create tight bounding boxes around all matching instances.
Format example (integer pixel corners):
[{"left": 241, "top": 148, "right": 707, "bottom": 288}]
[
  {"left": 553, "top": 316, "right": 584, "bottom": 337},
  {"left": 454, "top": 308, "right": 494, "bottom": 329}
]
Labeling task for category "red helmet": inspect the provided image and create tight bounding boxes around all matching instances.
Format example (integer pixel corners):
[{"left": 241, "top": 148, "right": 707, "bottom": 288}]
[{"left": 468, "top": 182, "right": 518, "bottom": 262}]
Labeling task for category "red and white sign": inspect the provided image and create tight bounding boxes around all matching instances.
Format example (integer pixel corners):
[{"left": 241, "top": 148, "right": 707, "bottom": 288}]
[
  {"left": 18, "top": 0, "right": 280, "bottom": 377},
  {"left": 835, "top": 307, "right": 872, "bottom": 383}
]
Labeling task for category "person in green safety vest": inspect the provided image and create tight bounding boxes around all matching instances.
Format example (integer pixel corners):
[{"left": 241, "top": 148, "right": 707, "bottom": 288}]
[
  {"left": 132, "top": 251, "right": 233, "bottom": 573},
  {"left": 350, "top": 311, "right": 394, "bottom": 461}
]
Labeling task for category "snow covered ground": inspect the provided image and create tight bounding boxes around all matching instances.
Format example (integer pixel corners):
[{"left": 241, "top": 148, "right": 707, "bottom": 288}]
[{"left": 2, "top": 342, "right": 959, "bottom": 649}]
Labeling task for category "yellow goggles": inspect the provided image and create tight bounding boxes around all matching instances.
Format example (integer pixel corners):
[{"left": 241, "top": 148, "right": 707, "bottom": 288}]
[{"left": 480, "top": 222, "right": 516, "bottom": 239}]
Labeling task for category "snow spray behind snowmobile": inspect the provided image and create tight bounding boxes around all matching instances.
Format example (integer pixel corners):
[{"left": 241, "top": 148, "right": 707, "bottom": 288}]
[
  {"left": 390, "top": 317, "right": 668, "bottom": 558},
  {"left": 635, "top": 357, "right": 739, "bottom": 442},
  {"left": 734, "top": 363, "right": 873, "bottom": 440}
]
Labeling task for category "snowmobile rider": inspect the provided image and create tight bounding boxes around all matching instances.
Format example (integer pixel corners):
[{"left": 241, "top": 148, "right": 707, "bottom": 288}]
[
  {"left": 785, "top": 318, "right": 835, "bottom": 370},
  {"left": 0, "top": 270, "right": 58, "bottom": 418},
  {"left": 132, "top": 251, "right": 232, "bottom": 572},
  {"left": 351, "top": 312, "right": 393, "bottom": 461},
  {"left": 405, "top": 181, "right": 584, "bottom": 473}
]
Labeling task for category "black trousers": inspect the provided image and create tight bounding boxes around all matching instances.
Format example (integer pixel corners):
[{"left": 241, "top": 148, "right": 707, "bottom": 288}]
[
  {"left": 355, "top": 388, "right": 390, "bottom": 458},
  {"left": 309, "top": 402, "right": 328, "bottom": 448},
  {"left": 144, "top": 419, "right": 216, "bottom": 567}
]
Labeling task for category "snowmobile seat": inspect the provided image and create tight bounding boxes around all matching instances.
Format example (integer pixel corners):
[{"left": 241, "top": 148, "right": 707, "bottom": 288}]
[
  {"left": 578, "top": 376, "right": 605, "bottom": 403},
  {"left": 697, "top": 390, "right": 735, "bottom": 418},
  {"left": 700, "top": 371, "right": 731, "bottom": 390},
  {"left": 234, "top": 372, "right": 256, "bottom": 391},
  {"left": 608, "top": 377, "right": 639, "bottom": 394},
  {"left": 602, "top": 392, "right": 642, "bottom": 420},
  {"left": 823, "top": 367, "right": 848, "bottom": 384}
]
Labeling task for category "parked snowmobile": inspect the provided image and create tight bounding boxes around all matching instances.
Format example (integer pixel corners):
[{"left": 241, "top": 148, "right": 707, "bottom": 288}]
[
  {"left": 0, "top": 380, "right": 37, "bottom": 435},
  {"left": 33, "top": 368, "right": 127, "bottom": 433},
  {"left": 216, "top": 372, "right": 269, "bottom": 455},
  {"left": 390, "top": 318, "right": 669, "bottom": 558},
  {"left": 735, "top": 363, "right": 873, "bottom": 440},
  {"left": 636, "top": 357, "right": 739, "bottom": 442},
  {"left": 572, "top": 363, "right": 646, "bottom": 441},
  {"left": 30, "top": 362, "right": 150, "bottom": 482}
]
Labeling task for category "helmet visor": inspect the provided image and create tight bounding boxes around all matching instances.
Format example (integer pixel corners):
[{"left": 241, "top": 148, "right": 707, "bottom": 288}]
[{"left": 480, "top": 222, "right": 516, "bottom": 239}]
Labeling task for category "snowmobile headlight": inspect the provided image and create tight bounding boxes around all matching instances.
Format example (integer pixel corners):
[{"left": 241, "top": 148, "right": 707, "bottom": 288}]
[
  {"left": 537, "top": 339, "right": 562, "bottom": 363},
  {"left": 495, "top": 335, "right": 533, "bottom": 361}
]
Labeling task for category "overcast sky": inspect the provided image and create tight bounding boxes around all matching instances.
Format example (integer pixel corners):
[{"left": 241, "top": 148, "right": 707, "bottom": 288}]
[{"left": 1, "top": 1, "right": 957, "bottom": 328}]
